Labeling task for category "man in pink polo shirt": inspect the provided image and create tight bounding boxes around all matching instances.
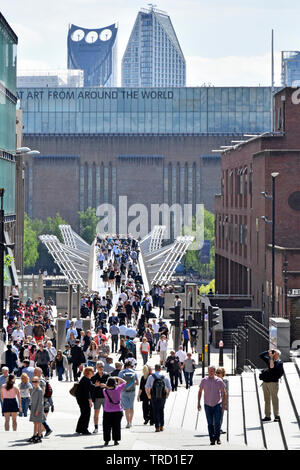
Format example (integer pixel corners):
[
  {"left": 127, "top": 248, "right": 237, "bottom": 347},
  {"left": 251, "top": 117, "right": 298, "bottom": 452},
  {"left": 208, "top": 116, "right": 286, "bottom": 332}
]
[{"left": 197, "top": 365, "right": 227, "bottom": 446}]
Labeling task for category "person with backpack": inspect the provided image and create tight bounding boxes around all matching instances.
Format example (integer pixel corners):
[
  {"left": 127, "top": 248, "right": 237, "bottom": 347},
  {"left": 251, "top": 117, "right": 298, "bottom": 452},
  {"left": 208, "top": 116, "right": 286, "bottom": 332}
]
[
  {"left": 145, "top": 364, "right": 171, "bottom": 432},
  {"left": 259, "top": 349, "right": 284, "bottom": 422},
  {"left": 118, "top": 361, "right": 139, "bottom": 428}
]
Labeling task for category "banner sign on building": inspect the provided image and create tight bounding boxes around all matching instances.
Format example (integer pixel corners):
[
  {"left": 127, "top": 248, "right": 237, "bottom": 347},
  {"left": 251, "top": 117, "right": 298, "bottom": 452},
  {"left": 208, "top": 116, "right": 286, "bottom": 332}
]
[{"left": 200, "top": 240, "right": 210, "bottom": 264}]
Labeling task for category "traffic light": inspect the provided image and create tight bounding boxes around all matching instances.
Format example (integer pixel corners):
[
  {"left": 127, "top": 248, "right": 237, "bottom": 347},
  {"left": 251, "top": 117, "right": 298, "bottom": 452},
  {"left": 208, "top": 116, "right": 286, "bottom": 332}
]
[
  {"left": 169, "top": 305, "right": 180, "bottom": 327},
  {"left": 208, "top": 305, "right": 220, "bottom": 328}
]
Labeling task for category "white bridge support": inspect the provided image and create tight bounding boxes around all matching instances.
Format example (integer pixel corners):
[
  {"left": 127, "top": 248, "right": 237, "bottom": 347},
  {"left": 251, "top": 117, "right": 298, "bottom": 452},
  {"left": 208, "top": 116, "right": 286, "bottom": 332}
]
[
  {"left": 139, "top": 226, "right": 194, "bottom": 286},
  {"left": 39, "top": 225, "right": 92, "bottom": 292}
]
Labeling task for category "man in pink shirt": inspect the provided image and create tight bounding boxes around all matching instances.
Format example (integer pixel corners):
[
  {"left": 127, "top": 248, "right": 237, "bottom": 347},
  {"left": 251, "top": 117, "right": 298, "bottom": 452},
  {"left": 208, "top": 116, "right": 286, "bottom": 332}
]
[{"left": 197, "top": 365, "right": 226, "bottom": 446}]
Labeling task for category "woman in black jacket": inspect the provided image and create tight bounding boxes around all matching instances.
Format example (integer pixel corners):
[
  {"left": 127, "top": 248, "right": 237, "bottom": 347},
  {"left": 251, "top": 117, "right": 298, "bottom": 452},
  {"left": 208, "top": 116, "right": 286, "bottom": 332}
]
[{"left": 75, "top": 366, "right": 100, "bottom": 435}]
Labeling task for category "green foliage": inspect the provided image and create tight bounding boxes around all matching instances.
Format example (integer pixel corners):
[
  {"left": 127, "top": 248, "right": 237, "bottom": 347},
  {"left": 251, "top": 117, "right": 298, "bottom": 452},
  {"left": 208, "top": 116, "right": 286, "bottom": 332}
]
[
  {"left": 24, "top": 212, "right": 67, "bottom": 273},
  {"left": 24, "top": 214, "right": 39, "bottom": 269},
  {"left": 182, "top": 209, "right": 215, "bottom": 280},
  {"left": 78, "top": 207, "right": 99, "bottom": 245},
  {"left": 199, "top": 279, "right": 215, "bottom": 295},
  {"left": 4, "top": 254, "right": 14, "bottom": 282}
]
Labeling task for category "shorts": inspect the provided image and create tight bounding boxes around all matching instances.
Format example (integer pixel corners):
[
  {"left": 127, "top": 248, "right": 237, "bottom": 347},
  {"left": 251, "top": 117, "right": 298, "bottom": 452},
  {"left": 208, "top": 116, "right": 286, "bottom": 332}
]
[
  {"left": 94, "top": 398, "right": 105, "bottom": 410},
  {"left": 3, "top": 398, "right": 19, "bottom": 413},
  {"left": 121, "top": 391, "right": 135, "bottom": 410}
]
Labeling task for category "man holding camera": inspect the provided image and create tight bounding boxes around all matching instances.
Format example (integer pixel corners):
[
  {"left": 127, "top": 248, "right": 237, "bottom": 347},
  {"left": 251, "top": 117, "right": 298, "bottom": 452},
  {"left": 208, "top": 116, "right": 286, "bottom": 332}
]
[{"left": 259, "top": 349, "right": 284, "bottom": 422}]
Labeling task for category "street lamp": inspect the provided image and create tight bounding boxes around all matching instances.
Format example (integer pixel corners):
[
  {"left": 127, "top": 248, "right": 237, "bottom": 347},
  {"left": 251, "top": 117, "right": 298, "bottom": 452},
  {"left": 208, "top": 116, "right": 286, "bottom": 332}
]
[{"left": 261, "top": 172, "right": 279, "bottom": 317}]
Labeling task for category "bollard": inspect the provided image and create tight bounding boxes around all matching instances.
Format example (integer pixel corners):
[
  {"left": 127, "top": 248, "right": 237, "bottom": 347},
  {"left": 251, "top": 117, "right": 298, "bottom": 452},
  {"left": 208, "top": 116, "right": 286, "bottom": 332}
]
[{"left": 219, "top": 340, "right": 224, "bottom": 366}]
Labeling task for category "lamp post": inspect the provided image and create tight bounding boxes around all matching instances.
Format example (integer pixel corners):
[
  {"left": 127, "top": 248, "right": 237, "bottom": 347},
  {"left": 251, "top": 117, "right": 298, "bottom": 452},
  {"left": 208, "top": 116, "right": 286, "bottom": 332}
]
[
  {"left": 271, "top": 172, "right": 279, "bottom": 316},
  {"left": 261, "top": 172, "right": 279, "bottom": 318}
]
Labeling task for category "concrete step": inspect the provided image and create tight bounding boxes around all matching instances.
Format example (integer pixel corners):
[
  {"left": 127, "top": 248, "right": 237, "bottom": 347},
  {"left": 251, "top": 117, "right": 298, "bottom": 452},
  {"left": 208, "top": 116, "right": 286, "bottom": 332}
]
[
  {"left": 181, "top": 385, "right": 199, "bottom": 431},
  {"left": 241, "top": 373, "right": 265, "bottom": 449},
  {"left": 254, "top": 369, "right": 285, "bottom": 450},
  {"left": 227, "top": 375, "right": 245, "bottom": 447},
  {"left": 278, "top": 373, "right": 300, "bottom": 450},
  {"left": 283, "top": 362, "right": 300, "bottom": 427}
]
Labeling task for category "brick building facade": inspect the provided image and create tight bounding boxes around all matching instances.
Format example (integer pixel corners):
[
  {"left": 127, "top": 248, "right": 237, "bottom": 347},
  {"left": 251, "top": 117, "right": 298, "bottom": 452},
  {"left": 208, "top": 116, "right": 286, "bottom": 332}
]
[{"left": 215, "top": 87, "right": 300, "bottom": 336}]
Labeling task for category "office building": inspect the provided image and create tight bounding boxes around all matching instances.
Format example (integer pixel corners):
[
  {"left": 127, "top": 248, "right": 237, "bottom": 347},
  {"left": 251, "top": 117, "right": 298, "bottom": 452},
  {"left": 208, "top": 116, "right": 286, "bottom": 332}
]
[
  {"left": 0, "top": 12, "right": 20, "bottom": 285},
  {"left": 122, "top": 6, "right": 185, "bottom": 87},
  {"left": 67, "top": 23, "right": 118, "bottom": 87},
  {"left": 215, "top": 87, "right": 300, "bottom": 337},
  {"left": 17, "top": 86, "right": 275, "bottom": 238},
  {"left": 17, "top": 69, "right": 84, "bottom": 88},
  {"left": 281, "top": 51, "right": 300, "bottom": 87}
]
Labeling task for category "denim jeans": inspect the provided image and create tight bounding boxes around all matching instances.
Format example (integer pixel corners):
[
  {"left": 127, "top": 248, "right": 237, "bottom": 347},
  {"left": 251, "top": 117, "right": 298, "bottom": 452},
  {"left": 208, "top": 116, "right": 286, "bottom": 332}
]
[
  {"left": 184, "top": 371, "right": 194, "bottom": 388},
  {"left": 57, "top": 366, "right": 65, "bottom": 381},
  {"left": 204, "top": 403, "right": 222, "bottom": 442},
  {"left": 19, "top": 397, "right": 30, "bottom": 417}
]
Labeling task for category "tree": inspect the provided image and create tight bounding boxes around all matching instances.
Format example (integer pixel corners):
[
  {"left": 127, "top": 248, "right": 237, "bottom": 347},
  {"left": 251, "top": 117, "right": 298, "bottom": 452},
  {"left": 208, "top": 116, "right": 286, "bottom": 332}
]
[
  {"left": 24, "top": 213, "right": 67, "bottom": 273},
  {"left": 24, "top": 214, "right": 39, "bottom": 269},
  {"left": 182, "top": 209, "right": 215, "bottom": 280},
  {"left": 78, "top": 207, "right": 100, "bottom": 245}
]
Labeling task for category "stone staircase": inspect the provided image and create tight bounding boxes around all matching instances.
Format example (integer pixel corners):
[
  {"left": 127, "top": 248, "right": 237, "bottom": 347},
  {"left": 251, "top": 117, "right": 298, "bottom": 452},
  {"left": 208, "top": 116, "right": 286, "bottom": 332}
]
[{"left": 172, "top": 359, "right": 300, "bottom": 450}]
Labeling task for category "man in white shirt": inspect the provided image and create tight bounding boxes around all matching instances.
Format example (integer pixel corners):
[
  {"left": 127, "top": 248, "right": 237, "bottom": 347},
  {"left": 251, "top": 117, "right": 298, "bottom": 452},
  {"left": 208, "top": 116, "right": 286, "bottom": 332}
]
[
  {"left": 126, "top": 325, "right": 137, "bottom": 339},
  {"left": 11, "top": 326, "right": 25, "bottom": 343}
]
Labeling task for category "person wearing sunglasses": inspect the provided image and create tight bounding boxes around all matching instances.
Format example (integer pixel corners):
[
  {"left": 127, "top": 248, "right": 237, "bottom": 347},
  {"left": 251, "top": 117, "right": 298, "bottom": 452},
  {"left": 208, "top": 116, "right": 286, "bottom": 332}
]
[{"left": 28, "top": 377, "right": 45, "bottom": 444}]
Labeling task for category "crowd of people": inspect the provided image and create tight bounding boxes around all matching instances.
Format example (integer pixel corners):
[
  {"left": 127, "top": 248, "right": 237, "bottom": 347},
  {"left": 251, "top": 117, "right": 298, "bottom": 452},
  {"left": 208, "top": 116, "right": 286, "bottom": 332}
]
[{"left": 2, "top": 234, "right": 285, "bottom": 448}]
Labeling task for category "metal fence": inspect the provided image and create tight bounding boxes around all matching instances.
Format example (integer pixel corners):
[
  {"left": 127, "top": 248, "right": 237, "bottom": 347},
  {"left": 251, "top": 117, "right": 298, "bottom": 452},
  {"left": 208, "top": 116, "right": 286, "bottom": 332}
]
[{"left": 232, "top": 316, "right": 269, "bottom": 374}]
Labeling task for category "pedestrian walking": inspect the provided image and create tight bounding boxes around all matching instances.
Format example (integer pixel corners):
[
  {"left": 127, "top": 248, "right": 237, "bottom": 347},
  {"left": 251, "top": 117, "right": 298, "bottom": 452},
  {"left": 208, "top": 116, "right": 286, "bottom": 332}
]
[
  {"left": 75, "top": 366, "right": 101, "bottom": 435},
  {"left": 259, "top": 349, "right": 284, "bottom": 422},
  {"left": 91, "top": 361, "right": 109, "bottom": 434},
  {"left": 216, "top": 367, "right": 228, "bottom": 434},
  {"left": 102, "top": 376, "right": 127, "bottom": 446},
  {"left": 197, "top": 365, "right": 227, "bottom": 445},
  {"left": 183, "top": 353, "right": 196, "bottom": 389},
  {"left": 118, "top": 360, "right": 139, "bottom": 428},
  {"left": 28, "top": 376, "right": 45, "bottom": 443},
  {"left": 18, "top": 373, "right": 32, "bottom": 417},
  {"left": 0, "top": 374, "right": 21, "bottom": 431},
  {"left": 145, "top": 364, "right": 171, "bottom": 432},
  {"left": 140, "top": 337, "right": 150, "bottom": 365},
  {"left": 157, "top": 335, "right": 168, "bottom": 367},
  {"left": 165, "top": 351, "right": 181, "bottom": 391},
  {"left": 138, "top": 365, "right": 154, "bottom": 425}
]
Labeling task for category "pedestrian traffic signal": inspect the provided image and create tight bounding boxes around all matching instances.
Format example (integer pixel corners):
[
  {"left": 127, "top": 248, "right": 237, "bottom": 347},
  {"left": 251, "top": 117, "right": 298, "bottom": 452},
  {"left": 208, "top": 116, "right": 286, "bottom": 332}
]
[
  {"left": 169, "top": 306, "right": 180, "bottom": 327},
  {"left": 208, "top": 305, "right": 220, "bottom": 328}
]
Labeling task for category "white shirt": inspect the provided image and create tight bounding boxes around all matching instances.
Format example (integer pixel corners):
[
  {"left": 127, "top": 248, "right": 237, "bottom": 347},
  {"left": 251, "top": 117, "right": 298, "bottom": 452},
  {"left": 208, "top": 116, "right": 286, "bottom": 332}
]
[
  {"left": 175, "top": 349, "right": 187, "bottom": 362},
  {"left": 158, "top": 339, "right": 168, "bottom": 351},
  {"left": 12, "top": 329, "right": 24, "bottom": 341},
  {"left": 119, "top": 292, "right": 127, "bottom": 302},
  {"left": 126, "top": 327, "right": 137, "bottom": 338},
  {"left": 152, "top": 323, "right": 159, "bottom": 334},
  {"left": 119, "top": 324, "right": 128, "bottom": 336}
]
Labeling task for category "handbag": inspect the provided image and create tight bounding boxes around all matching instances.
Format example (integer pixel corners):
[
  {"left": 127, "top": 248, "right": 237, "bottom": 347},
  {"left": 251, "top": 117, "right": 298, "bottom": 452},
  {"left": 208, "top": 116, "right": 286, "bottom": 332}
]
[{"left": 69, "top": 383, "right": 78, "bottom": 397}]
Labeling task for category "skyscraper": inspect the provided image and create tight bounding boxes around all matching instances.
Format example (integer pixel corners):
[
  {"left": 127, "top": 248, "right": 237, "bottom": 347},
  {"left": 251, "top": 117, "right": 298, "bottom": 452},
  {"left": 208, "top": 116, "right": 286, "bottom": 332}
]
[
  {"left": 281, "top": 51, "right": 300, "bottom": 86},
  {"left": 68, "top": 23, "right": 118, "bottom": 87},
  {"left": 122, "top": 6, "right": 186, "bottom": 87}
]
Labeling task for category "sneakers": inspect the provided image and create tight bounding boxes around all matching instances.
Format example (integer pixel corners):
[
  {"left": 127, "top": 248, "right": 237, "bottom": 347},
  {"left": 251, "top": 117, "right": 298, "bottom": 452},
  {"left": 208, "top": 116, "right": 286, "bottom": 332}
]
[
  {"left": 33, "top": 435, "right": 42, "bottom": 444},
  {"left": 262, "top": 416, "right": 271, "bottom": 422},
  {"left": 93, "top": 428, "right": 98, "bottom": 434},
  {"left": 274, "top": 416, "right": 280, "bottom": 422},
  {"left": 126, "top": 423, "right": 130, "bottom": 429},
  {"left": 44, "top": 429, "right": 52, "bottom": 437},
  {"left": 210, "top": 440, "right": 215, "bottom": 445}
]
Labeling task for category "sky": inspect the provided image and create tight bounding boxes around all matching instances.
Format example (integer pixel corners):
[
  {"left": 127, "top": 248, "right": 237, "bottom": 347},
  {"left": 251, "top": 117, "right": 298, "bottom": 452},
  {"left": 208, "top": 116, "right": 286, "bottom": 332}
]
[{"left": 2, "top": 0, "right": 300, "bottom": 86}]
